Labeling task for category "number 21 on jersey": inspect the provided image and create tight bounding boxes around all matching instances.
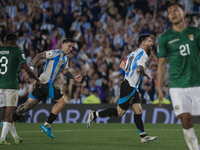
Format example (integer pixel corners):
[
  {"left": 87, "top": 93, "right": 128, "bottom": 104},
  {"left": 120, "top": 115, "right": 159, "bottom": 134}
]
[
  {"left": 179, "top": 44, "right": 190, "bottom": 56},
  {"left": 0, "top": 56, "right": 8, "bottom": 75}
]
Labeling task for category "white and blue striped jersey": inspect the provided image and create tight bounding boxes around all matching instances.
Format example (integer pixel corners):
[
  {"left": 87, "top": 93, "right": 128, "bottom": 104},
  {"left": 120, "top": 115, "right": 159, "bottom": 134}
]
[
  {"left": 6, "top": 6, "right": 17, "bottom": 18},
  {"left": 40, "top": 24, "right": 54, "bottom": 36},
  {"left": 123, "top": 47, "right": 148, "bottom": 88},
  {"left": 39, "top": 49, "right": 69, "bottom": 84},
  {"left": 68, "top": 98, "right": 82, "bottom": 104}
]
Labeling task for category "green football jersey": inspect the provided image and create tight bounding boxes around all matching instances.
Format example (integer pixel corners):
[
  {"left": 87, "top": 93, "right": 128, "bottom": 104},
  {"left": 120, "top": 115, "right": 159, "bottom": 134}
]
[
  {"left": 0, "top": 46, "right": 27, "bottom": 89},
  {"left": 158, "top": 26, "right": 200, "bottom": 88}
]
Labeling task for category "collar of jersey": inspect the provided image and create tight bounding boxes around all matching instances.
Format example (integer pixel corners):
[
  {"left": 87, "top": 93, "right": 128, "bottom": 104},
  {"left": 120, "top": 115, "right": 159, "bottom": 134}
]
[
  {"left": 171, "top": 26, "right": 188, "bottom": 34},
  {"left": 58, "top": 49, "right": 63, "bottom": 54}
]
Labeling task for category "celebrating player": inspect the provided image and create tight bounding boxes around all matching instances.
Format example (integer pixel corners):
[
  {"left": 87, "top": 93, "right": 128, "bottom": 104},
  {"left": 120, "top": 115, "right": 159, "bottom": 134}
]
[
  {"left": 0, "top": 33, "right": 42, "bottom": 145},
  {"left": 157, "top": 2, "right": 200, "bottom": 150},
  {"left": 87, "top": 34, "right": 157, "bottom": 143},
  {"left": 12, "top": 38, "right": 82, "bottom": 139}
]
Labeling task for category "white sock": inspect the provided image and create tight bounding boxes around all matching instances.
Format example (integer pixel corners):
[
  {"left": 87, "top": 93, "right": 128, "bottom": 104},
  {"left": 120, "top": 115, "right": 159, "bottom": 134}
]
[
  {"left": 183, "top": 127, "right": 199, "bottom": 150},
  {"left": 96, "top": 111, "right": 99, "bottom": 117},
  {"left": 140, "top": 132, "right": 146, "bottom": 136},
  {"left": 10, "top": 122, "right": 19, "bottom": 140},
  {"left": 44, "top": 122, "right": 51, "bottom": 127},
  {"left": 1, "top": 122, "right": 11, "bottom": 141}
]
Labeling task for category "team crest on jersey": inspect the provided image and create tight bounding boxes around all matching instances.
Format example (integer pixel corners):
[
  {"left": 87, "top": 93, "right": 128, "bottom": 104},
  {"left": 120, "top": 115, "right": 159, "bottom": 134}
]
[
  {"left": 188, "top": 34, "right": 194, "bottom": 41},
  {"left": 175, "top": 105, "right": 179, "bottom": 111}
]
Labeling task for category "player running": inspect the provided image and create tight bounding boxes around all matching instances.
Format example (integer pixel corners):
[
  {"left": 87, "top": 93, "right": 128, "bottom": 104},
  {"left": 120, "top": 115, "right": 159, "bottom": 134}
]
[
  {"left": 87, "top": 34, "right": 157, "bottom": 143},
  {"left": 12, "top": 38, "right": 82, "bottom": 139},
  {"left": 0, "top": 33, "right": 42, "bottom": 145},
  {"left": 157, "top": 2, "right": 200, "bottom": 150}
]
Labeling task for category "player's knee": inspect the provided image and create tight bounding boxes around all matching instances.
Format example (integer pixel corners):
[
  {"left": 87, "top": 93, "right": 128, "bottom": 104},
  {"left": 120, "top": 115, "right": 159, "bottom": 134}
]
[
  {"left": 179, "top": 114, "right": 193, "bottom": 129},
  {"left": 118, "top": 110, "right": 126, "bottom": 117},
  {"left": 134, "top": 109, "right": 143, "bottom": 115},
  {"left": 4, "top": 113, "right": 13, "bottom": 122}
]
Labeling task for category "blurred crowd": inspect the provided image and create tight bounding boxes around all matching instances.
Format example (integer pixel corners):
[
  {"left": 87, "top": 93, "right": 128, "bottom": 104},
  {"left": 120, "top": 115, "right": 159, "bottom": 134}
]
[{"left": 0, "top": 0, "right": 200, "bottom": 105}]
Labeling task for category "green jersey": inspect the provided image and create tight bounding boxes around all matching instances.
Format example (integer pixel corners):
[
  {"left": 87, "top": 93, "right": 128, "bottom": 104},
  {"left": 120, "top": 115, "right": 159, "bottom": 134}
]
[
  {"left": 157, "top": 26, "right": 200, "bottom": 88},
  {"left": 0, "top": 46, "right": 27, "bottom": 89}
]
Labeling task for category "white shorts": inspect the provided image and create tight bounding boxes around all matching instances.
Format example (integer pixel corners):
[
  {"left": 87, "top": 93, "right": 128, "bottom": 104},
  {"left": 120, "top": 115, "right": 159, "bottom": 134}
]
[
  {"left": 169, "top": 87, "right": 200, "bottom": 116},
  {"left": 0, "top": 89, "right": 19, "bottom": 107},
  {"left": 0, "top": 89, "right": 6, "bottom": 107}
]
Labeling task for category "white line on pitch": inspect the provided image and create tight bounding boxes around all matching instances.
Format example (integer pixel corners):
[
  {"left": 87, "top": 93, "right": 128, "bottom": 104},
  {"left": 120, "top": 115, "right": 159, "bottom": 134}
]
[{"left": 8, "top": 129, "right": 200, "bottom": 134}]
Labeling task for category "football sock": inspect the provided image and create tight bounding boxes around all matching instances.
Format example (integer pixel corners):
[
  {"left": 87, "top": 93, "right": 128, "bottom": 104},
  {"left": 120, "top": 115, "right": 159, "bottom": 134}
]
[
  {"left": 96, "top": 111, "right": 99, "bottom": 117},
  {"left": 183, "top": 127, "right": 199, "bottom": 150},
  {"left": 134, "top": 114, "right": 145, "bottom": 136},
  {"left": 1, "top": 122, "right": 11, "bottom": 141},
  {"left": 10, "top": 122, "right": 19, "bottom": 139},
  {"left": 12, "top": 113, "right": 21, "bottom": 122},
  {"left": 44, "top": 122, "right": 51, "bottom": 127},
  {"left": 98, "top": 108, "right": 118, "bottom": 117},
  {"left": 46, "top": 113, "right": 57, "bottom": 125}
]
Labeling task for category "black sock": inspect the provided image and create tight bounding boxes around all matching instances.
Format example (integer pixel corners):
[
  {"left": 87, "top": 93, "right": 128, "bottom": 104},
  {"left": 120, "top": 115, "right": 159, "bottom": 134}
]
[
  {"left": 13, "top": 113, "right": 21, "bottom": 122},
  {"left": 46, "top": 113, "right": 57, "bottom": 124},
  {"left": 99, "top": 108, "right": 118, "bottom": 117},
  {"left": 134, "top": 114, "right": 145, "bottom": 136}
]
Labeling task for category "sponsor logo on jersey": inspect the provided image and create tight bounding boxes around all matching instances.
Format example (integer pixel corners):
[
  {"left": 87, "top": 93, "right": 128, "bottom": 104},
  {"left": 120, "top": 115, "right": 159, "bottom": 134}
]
[
  {"left": 0, "top": 51, "right": 9, "bottom": 54},
  {"left": 174, "top": 105, "right": 179, "bottom": 111},
  {"left": 168, "top": 39, "right": 180, "bottom": 44},
  {"left": 188, "top": 34, "right": 194, "bottom": 41}
]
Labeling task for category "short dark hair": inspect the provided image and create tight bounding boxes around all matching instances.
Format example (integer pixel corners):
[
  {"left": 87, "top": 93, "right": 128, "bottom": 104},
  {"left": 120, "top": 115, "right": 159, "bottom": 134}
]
[
  {"left": 62, "top": 38, "right": 74, "bottom": 44},
  {"left": 92, "top": 89, "right": 99, "bottom": 94},
  {"left": 137, "top": 34, "right": 150, "bottom": 46},
  {"left": 6, "top": 33, "right": 17, "bottom": 42},
  {"left": 167, "top": 2, "right": 184, "bottom": 10}
]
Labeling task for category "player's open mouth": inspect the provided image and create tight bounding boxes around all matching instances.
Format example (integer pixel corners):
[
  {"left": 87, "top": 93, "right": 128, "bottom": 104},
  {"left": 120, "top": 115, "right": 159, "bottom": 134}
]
[{"left": 172, "top": 17, "right": 177, "bottom": 20}]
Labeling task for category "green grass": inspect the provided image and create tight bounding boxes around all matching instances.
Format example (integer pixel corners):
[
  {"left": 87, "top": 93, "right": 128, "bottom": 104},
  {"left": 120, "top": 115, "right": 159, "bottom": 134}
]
[{"left": 1, "top": 123, "right": 199, "bottom": 150}]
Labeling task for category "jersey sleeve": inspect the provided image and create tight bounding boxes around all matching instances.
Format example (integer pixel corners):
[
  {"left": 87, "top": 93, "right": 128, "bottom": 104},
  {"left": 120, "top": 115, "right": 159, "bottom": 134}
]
[
  {"left": 157, "top": 35, "right": 167, "bottom": 57},
  {"left": 64, "top": 56, "right": 69, "bottom": 69},
  {"left": 46, "top": 50, "right": 59, "bottom": 59},
  {"left": 123, "top": 57, "right": 128, "bottom": 64},
  {"left": 137, "top": 52, "right": 147, "bottom": 68},
  {"left": 17, "top": 49, "right": 27, "bottom": 64}
]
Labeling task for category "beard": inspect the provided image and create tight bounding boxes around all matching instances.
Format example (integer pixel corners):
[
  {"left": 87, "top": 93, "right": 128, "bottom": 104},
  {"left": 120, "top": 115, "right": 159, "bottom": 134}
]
[{"left": 146, "top": 46, "right": 152, "bottom": 55}]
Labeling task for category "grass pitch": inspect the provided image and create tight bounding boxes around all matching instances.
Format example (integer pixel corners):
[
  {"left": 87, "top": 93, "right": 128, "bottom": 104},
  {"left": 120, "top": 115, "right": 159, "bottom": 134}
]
[{"left": 1, "top": 123, "right": 199, "bottom": 150}]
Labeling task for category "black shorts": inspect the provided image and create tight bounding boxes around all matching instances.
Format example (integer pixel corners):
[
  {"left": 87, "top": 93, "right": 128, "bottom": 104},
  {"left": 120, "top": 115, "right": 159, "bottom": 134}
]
[
  {"left": 29, "top": 82, "right": 63, "bottom": 102},
  {"left": 118, "top": 80, "right": 140, "bottom": 110}
]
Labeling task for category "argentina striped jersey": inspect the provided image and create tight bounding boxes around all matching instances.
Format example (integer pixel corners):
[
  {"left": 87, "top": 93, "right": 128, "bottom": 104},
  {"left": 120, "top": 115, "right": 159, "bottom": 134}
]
[
  {"left": 123, "top": 47, "right": 148, "bottom": 88},
  {"left": 39, "top": 49, "right": 69, "bottom": 84}
]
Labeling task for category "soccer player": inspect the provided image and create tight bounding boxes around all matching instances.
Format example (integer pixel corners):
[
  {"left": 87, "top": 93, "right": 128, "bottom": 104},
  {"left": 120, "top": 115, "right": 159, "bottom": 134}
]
[
  {"left": 12, "top": 38, "right": 82, "bottom": 139},
  {"left": 87, "top": 34, "right": 157, "bottom": 143},
  {"left": 0, "top": 33, "right": 42, "bottom": 145},
  {"left": 157, "top": 2, "right": 200, "bottom": 150}
]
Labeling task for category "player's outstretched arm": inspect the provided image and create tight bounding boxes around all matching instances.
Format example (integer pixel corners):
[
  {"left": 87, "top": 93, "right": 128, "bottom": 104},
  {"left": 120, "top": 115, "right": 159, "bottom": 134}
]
[
  {"left": 137, "top": 65, "right": 151, "bottom": 79},
  {"left": 22, "top": 62, "right": 42, "bottom": 88},
  {"left": 119, "top": 61, "right": 126, "bottom": 71},
  {"left": 62, "top": 69, "right": 82, "bottom": 82},
  {"left": 157, "top": 57, "right": 167, "bottom": 108},
  {"left": 31, "top": 51, "right": 46, "bottom": 68}
]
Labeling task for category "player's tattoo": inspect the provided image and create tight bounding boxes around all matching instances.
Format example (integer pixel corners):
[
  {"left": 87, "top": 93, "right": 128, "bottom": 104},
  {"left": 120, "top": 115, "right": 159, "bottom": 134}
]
[
  {"left": 64, "top": 71, "right": 75, "bottom": 79},
  {"left": 31, "top": 52, "right": 46, "bottom": 67},
  {"left": 137, "top": 65, "right": 148, "bottom": 77},
  {"left": 16, "top": 100, "right": 39, "bottom": 116}
]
